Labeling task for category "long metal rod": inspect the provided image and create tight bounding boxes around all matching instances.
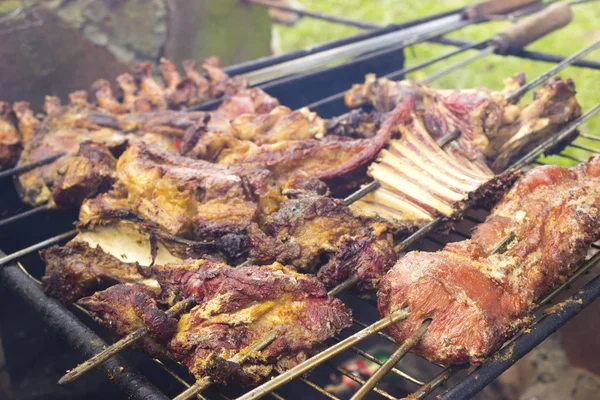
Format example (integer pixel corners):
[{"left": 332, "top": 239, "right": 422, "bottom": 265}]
[
  {"left": 0, "top": 258, "right": 170, "bottom": 400},
  {"left": 411, "top": 365, "right": 465, "bottom": 399},
  {"left": 506, "top": 38, "right": 600, "bottom": 102},
  {"left": 245, "top": 0, "right": 380, "bottom": 29},
  {"left": 418, "top": 46, "right": 496, "bottom": 84},
  {"left": 307, "top": 39, "right": 488, "bottom": 110},
  {"left": 173, "top": 331, "right": 279, "bottom": 400},
  {"left": 0, "top": 229, "right": 77, "bottom": 267},
  {"left": 236, "top": 307, "right": 410, "bottom": 400},
  {"left": 0, "top": 152, "right": 66, "bottom": 180},
  {"left": 349, "top": 319, "right": 432, "bottom": 400},
  {"left": 58, "top": 295, "right": 197, "bottom": 385},
  {"left": 0, "top": 204, "right": 50, "bottom": 228}
]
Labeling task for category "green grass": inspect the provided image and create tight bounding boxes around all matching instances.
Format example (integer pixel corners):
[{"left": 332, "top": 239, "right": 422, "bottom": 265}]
[{"left": 274, "top": 1, "right": 600, "bottom": 166}]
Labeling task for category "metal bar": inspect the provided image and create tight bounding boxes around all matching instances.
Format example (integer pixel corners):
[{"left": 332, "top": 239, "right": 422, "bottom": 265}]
[
  {"left": 0, "top": 258, "right": 170, "bottom": 400},
  {"left": 236, "top": 307, "right": 410, "bottom": 400},
  {"left": 411, "top": 365, "right": 465, "bottom": 399},
  {"left": 510, "top": 103, "right": 600, "bottom": 170},
  {"left": 343, "top": 182, "right": 379, "bottom": 206},
  {"left": 506, "top": 39, "right": 600, "bottom": 102},
  {"left": 330, "top": 336, "right": 425, "bottom": 385},
  {"left": 567, "top": 143, "right": 598, "bottom": 153},
  {"left": 430, "top": 37, "right": 600, "bottom": 70},
  {"left": 419, "top": 46, "right": 496, "bottom": 84},
  {"left": 223, "top": 7, "right": 467, "bottom": 77},
  {"left": 441, "top": 269, "right": 600, "bottom": 400},
  {"left": 350, "top": 319, "right": 431, "bottom": 400},
  {"left": 0, "top": 229, "right": 77, "bottom": 267},
  {"left": 329, "top": 363, "right": 397, "bottom": 400},
  {"left": 298, "top": 377, "right": 341, "bottom": 400},
  {"left": 0, "top": 204, "right": 50, "bottom": 228},
  {"left": 395, "top": 219, "right": 443, "bottom": 252},
  {"left": 0, "top": 152, "right": 66, "bottom": 180},
  {"left": 306, "top": 40, "right": 487, "bottom": 110},
  {"left": 245, "top": 0, "right": 380, "bottom": 29},
  {"left": 579, "top": 133, "right": 600, "bottom": 141},
  {"left": 490, "top": 231, "right": 516, "bottom": 254},
  {"left": 173, "top": 332, "right": 278, "bottom": 400},
  {"left": 59, "top": 296, "right": 197, "bottom": 385},
  {"left": 241, "top": 16, "right": 469, "bottom": 85}
]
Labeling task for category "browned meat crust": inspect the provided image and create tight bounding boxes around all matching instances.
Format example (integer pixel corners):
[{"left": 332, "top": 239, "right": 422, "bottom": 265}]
[
  {"left": 379, "top": 154, "right": 600, "bottom": 366},
  {"left": 41, "top": 240, "right": 149, "bottom": 304},
  {"left": 78, "top": 284, "right": 176, "bottom": 357},
  {"left": 78, "top": 260, "right": 352, "bottom": 385},
  {"left": 0, "top": 102, "right": 21, "bottom": 170},
  {"left": 345, "top": 74, "right": 581, "bottom": 172}
]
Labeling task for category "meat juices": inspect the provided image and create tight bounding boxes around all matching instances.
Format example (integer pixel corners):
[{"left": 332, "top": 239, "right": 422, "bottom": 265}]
[{"left": 378, "top": 155, "right": 600, "bottom": 365}]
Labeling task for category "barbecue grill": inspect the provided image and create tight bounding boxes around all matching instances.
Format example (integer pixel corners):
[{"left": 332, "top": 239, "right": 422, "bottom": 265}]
[{"left": 1, "top": 1, "right": 600, "bottom": 399}]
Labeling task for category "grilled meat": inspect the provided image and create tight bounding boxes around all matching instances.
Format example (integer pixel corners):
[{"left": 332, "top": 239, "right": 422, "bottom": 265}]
[
  {"left": 215, "top": 100, "right": 408, "bottom": 194},
  {"left": 325, "top": 109, "right": 386, "bottom": 139},
  {"left": 79, "top": 284, "right": 177, "bottom": 357},
  {"left": 50, "top": 142, "right": 117, "bottom": 209},
  {"left": 41, "top": 240, "right": 155, "bottom": 304},
  {"left": 350, "top": 96, "right": 521, "bottom": 232},
  {"left": 96, "top": 57, "right": 246, "bottom": 113},
  {"left": 180, "top": 106, "right": 326, "bottom": 160},
  {"left": 79, "top": 143, "right": 281, "bottom": 241},
  {"left": 345, "top": 74, "right": 581, "bottom": 172},
  {"left": 378, "top": 155, "right": 600, "bottom": 365},
  {"left": 0, "top": 102, "right": 21, "bottom": 170},
  {"left": 79, "top": 260, "right": 352, "bottom": 385}
]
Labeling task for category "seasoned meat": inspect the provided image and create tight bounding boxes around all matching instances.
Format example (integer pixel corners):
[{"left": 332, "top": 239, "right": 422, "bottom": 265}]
[
  {"left": 154, "top": 260, "right": 353, "bottom": 385},
  {"left": 325, "top": 109, "right": 387, "bottom": 139},
  {"left": 216, "top": 100, "right": 408, "bottom": 194},
  {"left": 0, "top": 102, "right": 21, "bottom": 170},
  {"left": 50, "top": 142, "right": 117, "bottom": 209},
  {"left": 180, "top": 106, "right": 326, "bottom": 160},
  {"left": 41, "top": 240, "right": 153, "bottom": 304},
  {"left": 345, "top": 74, "right": 580, "bottom": 172},
  {"left": 379, "top": 155, "right": 600, "bottom": 365},
  {"left": 350, "top": 96, "right": 521, "bottom": 232},
  {"left": 79, "top": 284, "right": 177, "bottom": 357}
]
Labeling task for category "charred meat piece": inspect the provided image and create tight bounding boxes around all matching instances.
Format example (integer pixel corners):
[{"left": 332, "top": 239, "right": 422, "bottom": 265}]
[
  {"left": 79, "top": 284, "right": 177, "bottom": 357},
  {"left": 41, "top": 240, "right": 154, "bottom": 304},
  {"left": 50, "top": 142, "right": 117, "bottom": 209},
  {"left": 250, "top": 196, "right": 397, "bottom": 291},
  {"left": 345, "top": 74, "right": 580, "bottom": 172},
  {"left": 216, "top": 100, "right": 409, "bottom": 194},
  {"left": 180, "top": 106, "right": 326, "bottom": 160},
  {"left": 379, "top": 155, "right": 600, "bottom": 366},
  {"left": 155, "top": 260, "right": 352, "bottom": 385},
  {"left": 0, "top": 102, "right": 21, "bottom": 170},
  {"left": 13, "top": 95, "right": 185, "bottom": 206},
  {"left": 216, "top": 87, "right": 279, "bottom": 119},
  {"left": 95, "top": 57, "right": 246, "bottom": 113},
  {"left": 350, "top": 97, "right": 521, "bottom": 233},
  {"left": 325, "top": 109, "right": 387, "bottom": 139},
  {"left": 79, "top": 143, "right": 281, "bottom": 242}
]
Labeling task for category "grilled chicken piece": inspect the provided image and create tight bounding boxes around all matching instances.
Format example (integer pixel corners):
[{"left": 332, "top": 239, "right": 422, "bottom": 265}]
[
  {"left": 345, "top": 74, "right": 580, "bottom": 172},
  {"left": 180, "top": 106, "right": 326, "bottom": 160},
  {"left": 350, "top": 97, "right": 521, "bottom": 232},
  {"left": 79, "top": 284, "right": 177, "bottom": 357},
  {"left": 379, "top": 154, "right": 600, "bottom": 366},
  {"left": 0, "top": 102, "right": 21, "bottom": 170},
  {"left": 41, "top": 240, "right": 155, "bottom": 304}
]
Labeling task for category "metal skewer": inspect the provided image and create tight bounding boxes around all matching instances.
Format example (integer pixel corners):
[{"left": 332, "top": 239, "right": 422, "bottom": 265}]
[
  {"left": 58, "top": 296, "right": 197, "bottom": 385},
  {"left": 0, "top": 203, "right": 50, "bottom": 228},
  {"left": 172, "top": 331, "right": 279, "bottom": 400},
  {"left": 349, "top": 319, "right": 432, "bottom": 400},
  {"left": 236, "top": 307, "right": 410, "bottom": 400},
  {"left": 0, "top": 229, "right": 77, "bottom": 267},
  {"left": 0, "top": 152, "right": 66, "bottom": 180}
]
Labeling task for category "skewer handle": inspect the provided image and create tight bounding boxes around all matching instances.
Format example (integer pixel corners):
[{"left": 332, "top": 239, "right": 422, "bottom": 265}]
[
  {"left": 492, "top": 3, "right": 573, "bottom": 54},
  {"left": 463, "top": 0, "right": 541, "bottom": 20}
]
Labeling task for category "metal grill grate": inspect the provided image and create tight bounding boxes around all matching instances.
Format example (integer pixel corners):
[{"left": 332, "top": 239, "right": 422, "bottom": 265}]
[{"left": 1, "top": 2, "right": 600, "bottom": 400}]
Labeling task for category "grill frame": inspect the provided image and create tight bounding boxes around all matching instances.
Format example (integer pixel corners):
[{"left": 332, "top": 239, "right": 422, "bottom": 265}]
[{"left": 1, "top": 4, "right": 600, "bottom": 400}]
